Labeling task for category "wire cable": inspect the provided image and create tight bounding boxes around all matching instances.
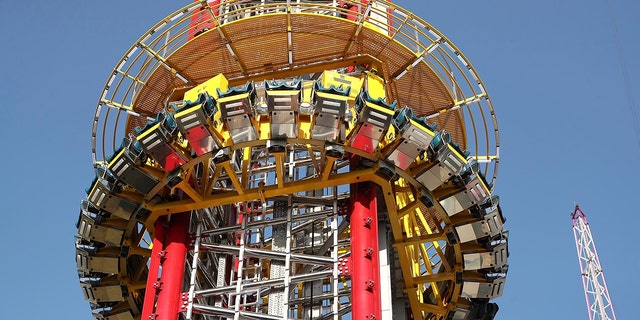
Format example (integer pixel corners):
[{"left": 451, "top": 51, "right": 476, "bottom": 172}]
[{"left": 605, "top": 0, "right": 640, "bottom": 149}]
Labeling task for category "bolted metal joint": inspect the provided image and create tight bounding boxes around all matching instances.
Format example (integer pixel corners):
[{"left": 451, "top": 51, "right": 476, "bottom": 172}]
[
  {"left": 364, "top": 247, "right": 374, "bottom": 258},
  {"left": 365, "top": 279, "right": 375, "bottom": 291}
]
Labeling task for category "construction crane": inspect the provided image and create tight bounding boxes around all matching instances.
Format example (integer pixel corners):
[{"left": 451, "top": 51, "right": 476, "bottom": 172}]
[{"left": 572, "top": 205, "right": 616, "bottom": 320}]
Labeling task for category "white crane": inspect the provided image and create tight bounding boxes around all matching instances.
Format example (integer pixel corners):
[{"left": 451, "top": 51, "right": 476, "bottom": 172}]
[{"left": 572, "top": 205, "right": 616, "bottom": 320}]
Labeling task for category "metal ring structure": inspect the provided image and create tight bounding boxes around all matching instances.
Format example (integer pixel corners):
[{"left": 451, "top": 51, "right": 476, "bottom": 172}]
[{"left": 77, "top": 1, "right": 508, "bottom": 320}]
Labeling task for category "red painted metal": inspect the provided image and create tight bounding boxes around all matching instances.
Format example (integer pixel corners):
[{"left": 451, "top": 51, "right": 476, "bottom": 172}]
[
  {"left": 339, "top": 0, "right": 369, "bottom": 21},
  {"left": 141, "top": 149, "right": 191, "bottom": 319},
  {"left": 154, "top": 212, "right": 190, "bottom": 320},
  {"left": 189, "top": 0, "right": 221, "bottom": 39},
  {"left": 140, "top": 213, "right": 190, "bottom": 320},
  {"left": 350, "top": 180, "right": 382, "bottom": 320},
  {"left": 141, "top": 218, "right": 166, "bottom": 320}
]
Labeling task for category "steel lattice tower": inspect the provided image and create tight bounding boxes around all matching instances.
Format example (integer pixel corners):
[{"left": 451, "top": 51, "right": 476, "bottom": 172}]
[{"left": 572, "top": 205, "right": 616, "bottom": 320}]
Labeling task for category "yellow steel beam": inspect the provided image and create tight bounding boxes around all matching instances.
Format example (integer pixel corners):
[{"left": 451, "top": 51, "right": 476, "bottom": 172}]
[
  {"left": 321, "top": 156, "right": 337, "bottom": 181},
  {"left": 221, "top": 161, "right": 245, "bottom": 194},
  {"left": 413, "top": 272, "right": 456, "bottom": 285},
  {"left": 394, "top": 233, "right": 446, "bottom": 247},
  {"left": 146, "top": 168, "right": 378, "bottom": 223}
]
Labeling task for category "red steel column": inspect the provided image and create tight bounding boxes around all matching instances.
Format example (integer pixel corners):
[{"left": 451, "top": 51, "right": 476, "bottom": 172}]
[
  {"left": 141, "top": 218, "right": 166, "bottom": 320},
  {"left": 154, "top": 212, "right": 190, "bottom": 320},
  {"left": 141, "top": 213, "right": 190, "bottom": 320},
  {"left": 350, "top": 181, "right": 382, "bottom": 320}
]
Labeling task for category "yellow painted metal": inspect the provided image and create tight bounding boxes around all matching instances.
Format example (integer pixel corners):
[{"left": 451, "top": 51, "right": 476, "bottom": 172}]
[
  {"left": 301, "top": 80, "right": 314, "bottom": 105},
  {"left": 106, "top": 148, "right": 127, "bottom": 173},
  {"left": 134, "top": 122, "right": 161, "bottom": 142},
  {"left": 321, "top": 157, "right": 337, "bottom": 181},
  {"left": 364, "top": 71, "right": 386, "bottom": 100},
  {"left": 146, "top": 168, "right": 379, "bottom": 221},
  {"left": 257, "top": 115, "right": 270, "bottom": 140},
  {"left": 184, "top": 73, "right": 229, "bottom": 102},
  {"left": 298, "top": 115, "right": 312, "bottom": 139},
  {"left": 173, "top": 104, "right": 201, "bottom": 119},
  {"left": 320, "top": 70, "right": 364, "bottom": 104}
]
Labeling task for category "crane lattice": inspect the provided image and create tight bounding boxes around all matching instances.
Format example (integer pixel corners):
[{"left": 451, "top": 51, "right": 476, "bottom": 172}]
[{"left": 572, "top": 205, "right": 616, "bottom": 320}]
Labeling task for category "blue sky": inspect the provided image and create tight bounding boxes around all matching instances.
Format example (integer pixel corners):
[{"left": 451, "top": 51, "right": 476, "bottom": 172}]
[{"left": 0, "top": 1, "right": 638, "bottom": 319}]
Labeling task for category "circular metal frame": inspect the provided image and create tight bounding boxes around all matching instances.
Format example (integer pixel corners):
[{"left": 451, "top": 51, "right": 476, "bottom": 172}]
[
  {"left": 92, "top": 0, "right": 500, "bottom": 185},
  {"left": 77, "top": 2, "right": 508, "bottom": 320}
]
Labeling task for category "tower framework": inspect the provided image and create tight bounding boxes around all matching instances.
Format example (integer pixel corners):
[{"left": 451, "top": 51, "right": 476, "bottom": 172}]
[
  {"left": 572, "top": 205, "right": 616, "bottom": 320},
  {"left": 74, "top": 1, "right": 509, "bottom": 319}
]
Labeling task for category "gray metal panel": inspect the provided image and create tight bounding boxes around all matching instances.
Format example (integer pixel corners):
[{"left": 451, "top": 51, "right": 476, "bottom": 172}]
[
  {"left": 81, "top": 283, "right": 126, "bottom": 303},
  {"left": 437, "top": 147, "right": 465, "bottom": 176},
  {"left": 463, "top": 251, "right": 496, "bottom": 270},
  {"left": 77, "top": 251, "right": 119, "bottom": 274},
  {"left": 230, "top": 127, "right": 257, "bottom": 143},
  {"left": 316, "top": 97, "right": 346, "bottom": 117},
  {"left": 271, "top": 111, "right": 296, "bottom": 124},
  {"left": 312, "top": 125, "right": 339, "bottom": 141},
  {"left": 465, "top": 175, "right": 490, "bottom": 204},
  {"left": 88, "top": 182, "right": 110, "bottom": 209},
  {"left": 226, "top": 115, "right": 257, "bottom": 143},
  {"left": 104, "top": 196, "right": 138, "bottom": 220},
  {"left": 176, "top": 107, "right": 209, "bottom": 131},
  {"left": 485, "top": 211, "right": 504, "bottom": 238},
  {"left": 387, "top": 140, "right": 423, "bottom": 170},
  {"left": 119, "top": 166, "right": 158, "bottom": 195},
  {"left": 361, "top": 107, "right": 393, "bottom": 132},
  {"left": 439, "top": 190, "right": 475, "bottom": 217},
  {"left": 78, "top": 216, "right": 124, "bottom": 246},
  {"left": 267, "top": 93, "right": 299, "bottom": 112},
  {"left": 493, "top": 243, "right": 509, "bottom": 269},
  {"left": 220, "top": 99, "right": 251, "bottom": 118},
  {"left": 461, "top": 277, "right": 506, "bottom": 299},
  {"left": 402, "top": 123, "right": 434, "bottom": 148},
  {"left": 455, "top": 222, "right": 485, "bottom": 243},
  {"left": 271, "top": 123, "right": 297, "bottom": 139},
  {"left": 416, "top": 164, "right": 449, "bottom": 191},
  {"left": 225, "top": 114, "right": 253, "bottom": 128},
  {"left": 314, "top": 113, "right": 340, "bottom": 128},
  {"left": 395, "top": 139, "right": 424, "bottom": 158},
  {"left": 89, "top": 184, "right": 138, "bottom": 220},
  {"left": 454, "top": 210, "right": 504, "bottom": 243}
]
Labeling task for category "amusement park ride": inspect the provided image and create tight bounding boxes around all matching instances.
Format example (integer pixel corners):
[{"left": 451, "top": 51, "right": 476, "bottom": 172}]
[{"left": 75, "top": 1, "right": 508, "bottom": 319}]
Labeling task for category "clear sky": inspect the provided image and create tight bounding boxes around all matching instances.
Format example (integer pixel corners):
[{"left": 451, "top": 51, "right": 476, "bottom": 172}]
[{"left": 0, "top": 1, "right": 638, "bottom": 319}]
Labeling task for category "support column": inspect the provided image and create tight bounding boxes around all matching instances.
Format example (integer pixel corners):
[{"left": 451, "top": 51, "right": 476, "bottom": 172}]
[
  {"left": 156, "top": 213, "right": 190, "bottom": 320},
  {"left": 350, "top": 181, "right": 382, "bottom": 320},
  {"left": 141, "top": 218, "right": 166, "bottom": 320},
  {"left": 141, "top": 213, "right": 190, "bottom": 320}
]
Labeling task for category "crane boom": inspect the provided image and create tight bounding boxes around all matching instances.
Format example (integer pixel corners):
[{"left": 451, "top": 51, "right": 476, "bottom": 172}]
[{"left": 572, "top": 205, "right": 616, "bottom": 320}]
